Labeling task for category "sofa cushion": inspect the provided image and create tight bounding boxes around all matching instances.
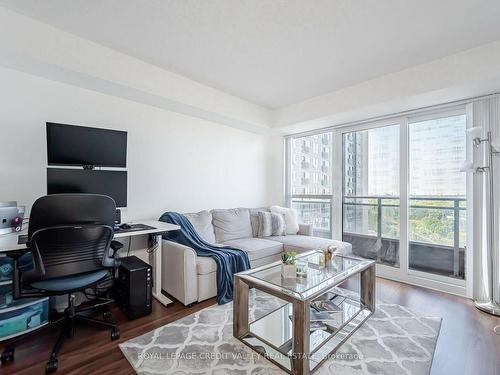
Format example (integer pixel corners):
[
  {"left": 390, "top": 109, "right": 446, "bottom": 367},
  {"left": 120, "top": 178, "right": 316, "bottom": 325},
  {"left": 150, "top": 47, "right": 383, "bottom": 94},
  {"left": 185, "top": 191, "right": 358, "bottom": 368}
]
[
  {"left": 251, "top": 253, "right": 281, "bottom": 268},
  {"left": 195, "top": 238, "right": 283, "bottom": 274},
  {"left": 222, "top": 238, "right": 283, "bottom": 262},
  {"left": 184, "top": 210, "right": 216, "bottom": 244},
  {"left": 266, "top": 235, "right": 352, "bottom": 255},
  {"left": 211, "top": 208, "right": 253, "bottom": 242}
]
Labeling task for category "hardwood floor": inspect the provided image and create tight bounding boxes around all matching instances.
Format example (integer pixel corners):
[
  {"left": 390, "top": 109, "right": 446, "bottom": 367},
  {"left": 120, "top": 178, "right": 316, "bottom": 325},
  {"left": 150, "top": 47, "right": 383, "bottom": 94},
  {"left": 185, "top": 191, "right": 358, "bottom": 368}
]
[
  {"left": 378, "top": 278, "right": 500, "bottom": 375},
  {"left": 1, "top": 279, "right": 499, "bottom": 375},
  {"left": 0, "top": 296, "right": 216, "bottom": 375}
]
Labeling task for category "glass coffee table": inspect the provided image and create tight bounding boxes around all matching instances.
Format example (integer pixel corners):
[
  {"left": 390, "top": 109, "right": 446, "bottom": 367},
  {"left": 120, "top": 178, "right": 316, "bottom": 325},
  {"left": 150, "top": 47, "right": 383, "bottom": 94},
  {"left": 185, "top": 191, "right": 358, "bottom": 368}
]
[{"left": 233, "top": 251, "right": 375, "bottom": 375}]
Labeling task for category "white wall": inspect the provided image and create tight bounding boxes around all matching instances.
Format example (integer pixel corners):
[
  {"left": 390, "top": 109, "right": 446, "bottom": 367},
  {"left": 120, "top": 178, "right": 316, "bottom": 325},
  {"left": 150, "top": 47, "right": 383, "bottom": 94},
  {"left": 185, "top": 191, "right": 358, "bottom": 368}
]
[
  {"left": 0, "top": 8, "right": 272, "bottom": 134},
  {"left": 0, "top": 66, "right": 276, "bottom": 221}
]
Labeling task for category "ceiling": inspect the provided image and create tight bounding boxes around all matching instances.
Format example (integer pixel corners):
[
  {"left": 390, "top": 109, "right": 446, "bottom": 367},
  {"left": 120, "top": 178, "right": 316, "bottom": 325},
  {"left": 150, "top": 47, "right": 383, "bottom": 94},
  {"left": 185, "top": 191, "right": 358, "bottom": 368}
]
[{"left": 1, "top": 0, "right": 500, "bottom": 109}]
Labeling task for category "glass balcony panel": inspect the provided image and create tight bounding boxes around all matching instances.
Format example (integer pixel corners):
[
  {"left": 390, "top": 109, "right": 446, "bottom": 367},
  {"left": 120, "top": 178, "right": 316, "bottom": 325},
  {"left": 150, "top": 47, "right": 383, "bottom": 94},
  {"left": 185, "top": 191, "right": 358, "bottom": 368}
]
[
  {"left": 381, "top": 205, "right": 399, "bottom": 239},
  {"left": 292, "top": 198, "right": 332, "bottom": 239},
  {"left": 459, "top": 209, "right": 466, "bottom": 249},
  {"left": 409, "top": 206, "right": 454, "bottom": 246},
  {"left": 408, "top": 114, "right": 466, "bottom": 280},
  {"left": 342, "top": 204, "right": 377, "bottom": 236},
  {"left": 407, "top": 197, "right": 466, "bottom": 279}
]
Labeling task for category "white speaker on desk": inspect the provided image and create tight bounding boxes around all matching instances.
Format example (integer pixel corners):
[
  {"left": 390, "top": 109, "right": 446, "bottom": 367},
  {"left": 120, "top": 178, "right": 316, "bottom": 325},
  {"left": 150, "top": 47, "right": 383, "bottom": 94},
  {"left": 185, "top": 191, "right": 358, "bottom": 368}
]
[{"left": 0, "top": 202, "right": 25, "bottom": 236}]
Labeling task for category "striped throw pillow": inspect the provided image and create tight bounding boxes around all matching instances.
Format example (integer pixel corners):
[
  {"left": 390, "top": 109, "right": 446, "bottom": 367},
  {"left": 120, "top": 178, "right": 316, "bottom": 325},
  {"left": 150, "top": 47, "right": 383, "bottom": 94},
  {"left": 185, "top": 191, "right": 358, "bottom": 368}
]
[{"left": 257, "top": 211, "right": 286, "bottom": 237}]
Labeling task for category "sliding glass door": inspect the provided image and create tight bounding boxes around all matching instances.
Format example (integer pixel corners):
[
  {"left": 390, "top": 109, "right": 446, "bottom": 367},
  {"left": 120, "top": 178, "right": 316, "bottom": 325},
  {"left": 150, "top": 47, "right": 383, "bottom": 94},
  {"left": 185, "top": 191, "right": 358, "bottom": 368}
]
[
  {"left": 338, "top": 109, "right": 467, "bottom": 290},
  {"left": 408, "top": 113, "right": 467, "bottom": 280},
  {"left": 342, "top": 124, "right": 400, "bottom": 267},
  {"left": 286, "top": 105, "right": 469, "bottom": 294}
]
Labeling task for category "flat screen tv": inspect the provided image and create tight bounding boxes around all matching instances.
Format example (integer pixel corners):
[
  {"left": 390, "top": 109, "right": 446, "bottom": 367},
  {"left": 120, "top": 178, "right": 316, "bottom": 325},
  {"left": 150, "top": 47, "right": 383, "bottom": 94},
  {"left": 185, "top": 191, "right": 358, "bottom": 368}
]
[
  {"left": 47, "top": 168, "right": 127, "bottom": 207},
  {"left": 47, "top": 122, "right": 127, "bottom": 167}
]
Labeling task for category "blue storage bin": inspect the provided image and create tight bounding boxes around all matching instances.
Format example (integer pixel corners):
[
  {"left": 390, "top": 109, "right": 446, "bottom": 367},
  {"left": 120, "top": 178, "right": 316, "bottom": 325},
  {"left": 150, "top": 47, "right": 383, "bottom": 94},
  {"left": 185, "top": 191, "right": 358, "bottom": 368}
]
[
  {"left": 0, "top": 298, "right": 49, "bottom": 340},
  {"left": 0, "top": 255, "right": 13, "bottom": 282},
  {"left": 0, "top": 253, "right": 34, "bottom": 282},
  {"left": 0, "top": 283, "right": 14, "bottom": 308}
]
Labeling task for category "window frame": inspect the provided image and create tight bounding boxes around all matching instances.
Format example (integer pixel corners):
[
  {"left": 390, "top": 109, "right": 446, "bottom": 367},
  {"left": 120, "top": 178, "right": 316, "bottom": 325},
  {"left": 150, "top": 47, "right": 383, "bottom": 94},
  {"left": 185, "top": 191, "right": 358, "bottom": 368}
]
[{"left": 284, "top": 104, "right": 472, "bottom": 297}]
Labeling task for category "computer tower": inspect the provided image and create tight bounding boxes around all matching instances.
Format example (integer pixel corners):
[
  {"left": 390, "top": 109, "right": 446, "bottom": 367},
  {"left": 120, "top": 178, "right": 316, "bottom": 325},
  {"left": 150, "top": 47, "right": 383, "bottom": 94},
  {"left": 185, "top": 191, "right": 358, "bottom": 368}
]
[{"left": 115, "top": 256, "right": 152, "bottom": 319}]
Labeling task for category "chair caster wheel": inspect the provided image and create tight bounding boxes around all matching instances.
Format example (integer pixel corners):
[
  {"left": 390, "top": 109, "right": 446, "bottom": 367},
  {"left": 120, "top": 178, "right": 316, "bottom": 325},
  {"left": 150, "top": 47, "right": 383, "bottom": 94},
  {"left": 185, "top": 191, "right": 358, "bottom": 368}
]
[
  {"left": 45, "top": 358, "right": 58, "bottom": 373},
  {"left": 103, "top": 310, "right": 112, "bottom": 319},
  {"left": 111, "top": 328, "right": 120, "bottom": 341},
  {"left": 1, "top": 346, "right": 14, "bottom": 364}
]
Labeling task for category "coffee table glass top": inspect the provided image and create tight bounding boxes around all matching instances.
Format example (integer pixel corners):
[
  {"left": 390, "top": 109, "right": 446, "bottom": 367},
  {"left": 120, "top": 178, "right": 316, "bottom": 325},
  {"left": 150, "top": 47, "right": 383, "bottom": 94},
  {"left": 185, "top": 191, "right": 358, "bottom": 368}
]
[{"left": 247, "top": 252, "right": 372, "bottom": 300}]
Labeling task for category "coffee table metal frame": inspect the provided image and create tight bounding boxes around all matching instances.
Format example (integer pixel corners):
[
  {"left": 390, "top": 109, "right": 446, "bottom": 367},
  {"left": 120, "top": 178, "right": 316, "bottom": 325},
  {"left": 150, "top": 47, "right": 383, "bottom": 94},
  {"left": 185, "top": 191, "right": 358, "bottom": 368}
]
[{"left": 233, "top": 251, "right": 375, "bottom": 375}]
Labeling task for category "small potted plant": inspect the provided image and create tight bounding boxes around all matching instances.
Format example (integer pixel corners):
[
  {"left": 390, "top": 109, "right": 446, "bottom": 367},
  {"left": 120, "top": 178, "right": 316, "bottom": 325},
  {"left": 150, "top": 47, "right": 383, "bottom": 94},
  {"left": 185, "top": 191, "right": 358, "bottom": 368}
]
[{"left": 281, "top": 251, "right": 297, "bottom": 278}]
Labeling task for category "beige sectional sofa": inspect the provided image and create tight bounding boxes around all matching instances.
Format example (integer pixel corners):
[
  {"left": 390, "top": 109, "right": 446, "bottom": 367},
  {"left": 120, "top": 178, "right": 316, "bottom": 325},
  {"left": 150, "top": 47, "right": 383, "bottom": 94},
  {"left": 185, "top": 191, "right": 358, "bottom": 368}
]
[{"left": 161, "top": 207, "right": 352, "bottom": 306}]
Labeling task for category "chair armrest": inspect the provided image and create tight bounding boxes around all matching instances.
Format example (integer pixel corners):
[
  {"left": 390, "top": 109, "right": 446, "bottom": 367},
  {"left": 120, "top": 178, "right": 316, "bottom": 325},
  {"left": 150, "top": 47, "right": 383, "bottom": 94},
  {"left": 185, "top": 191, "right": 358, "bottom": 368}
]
[
  {"left": 109, "top": 240, "right": 124, "bottom": 267},
  {"left": 111, "top": 240, "right": 124, "bottom": 252},
  {"left": 6, "top": 249, "right": 43, "bottom": 299},
  {"left": 161, "top": 240, "right": 198, "bottom": 306},
  {"left": 298, "top": 223, "right": 314, "bottom": 236},
  {"left": 100, "top": 240, "right": 124, "bottom": 268}
]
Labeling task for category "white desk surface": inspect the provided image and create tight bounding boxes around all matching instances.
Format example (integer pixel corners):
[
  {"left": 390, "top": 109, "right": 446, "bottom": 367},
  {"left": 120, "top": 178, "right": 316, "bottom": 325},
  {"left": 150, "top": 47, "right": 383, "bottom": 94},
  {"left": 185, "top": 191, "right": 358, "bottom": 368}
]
[
  {"left": 0, "top": 228, "right": 28, "bottom": 253},
  {"left": 0, "top": 220, "right": 180, "bottom": 253},
  {"left": 114, "top": 220, "right": 180, "bottom": 239}
]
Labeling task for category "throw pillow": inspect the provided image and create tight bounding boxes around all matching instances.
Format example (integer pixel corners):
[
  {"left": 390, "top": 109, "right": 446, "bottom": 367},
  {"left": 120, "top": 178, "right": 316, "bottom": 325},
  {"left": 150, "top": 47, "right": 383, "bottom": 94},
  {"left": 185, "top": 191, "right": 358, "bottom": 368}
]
[
  {"left": 250, "top": 207, "right": 271, "bottom": 237},
  {"left": 270, "top": 206, "right": 299, "bottom": 235},
  {"left": 211, "top": 208, "right": 252, "bottom": 242},
  {"left": 257, "top": 211, "right": 273, "bottom": 237},
  {"left": 257, "top": 211, "right": 286, "bottom": 237},
  {"left": 250, "top": 213, "right": 260, "bottom": 237},
  {"left": 271, "top": 212, "right": 286, "bottom": 236},
  {"left": 184, "top": 210, "right": 216, "bottom": 244}
]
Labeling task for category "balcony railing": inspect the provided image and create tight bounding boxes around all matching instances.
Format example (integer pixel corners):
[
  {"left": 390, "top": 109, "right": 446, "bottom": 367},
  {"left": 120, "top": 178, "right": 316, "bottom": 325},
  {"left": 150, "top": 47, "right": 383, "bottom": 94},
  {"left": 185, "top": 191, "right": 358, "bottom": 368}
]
[
  {"left": 291, "top": 195, "right": 466, "bottom": 279},
  {"left": 291, "top": 197, "right": 332, "bottom": 239},
  {"left": 343, "top": 195, "right": 466, "bottom": 279}
]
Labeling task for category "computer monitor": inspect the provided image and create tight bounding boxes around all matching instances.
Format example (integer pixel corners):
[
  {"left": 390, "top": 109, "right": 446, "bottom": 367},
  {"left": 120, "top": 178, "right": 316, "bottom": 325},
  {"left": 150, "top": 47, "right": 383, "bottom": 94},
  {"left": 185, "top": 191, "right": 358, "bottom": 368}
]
[
  {"left": 47, "top": 168, "right": 127, "bottom": 208},
  {"left": 47, "top": 122, "right": 127, "bottom": 167}
]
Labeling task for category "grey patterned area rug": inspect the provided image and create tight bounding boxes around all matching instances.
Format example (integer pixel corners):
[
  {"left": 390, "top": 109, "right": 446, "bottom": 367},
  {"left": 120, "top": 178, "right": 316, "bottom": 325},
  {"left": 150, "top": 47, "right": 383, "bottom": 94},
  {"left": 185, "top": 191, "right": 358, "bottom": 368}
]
[{"left": 120, "top": 290, "right": 441, "bottom": 375}]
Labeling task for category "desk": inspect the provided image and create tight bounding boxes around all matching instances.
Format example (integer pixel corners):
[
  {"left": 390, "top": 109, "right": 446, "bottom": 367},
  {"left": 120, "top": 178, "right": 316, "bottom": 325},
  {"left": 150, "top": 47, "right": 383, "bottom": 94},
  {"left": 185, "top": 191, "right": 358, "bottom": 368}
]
[{"left": 0, "top": 220, "right": 180, "bottom": 307}]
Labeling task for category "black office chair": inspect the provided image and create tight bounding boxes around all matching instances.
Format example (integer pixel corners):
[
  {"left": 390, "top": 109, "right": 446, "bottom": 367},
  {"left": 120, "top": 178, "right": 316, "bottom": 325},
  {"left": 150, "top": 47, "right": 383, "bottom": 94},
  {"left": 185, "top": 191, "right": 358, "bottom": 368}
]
[{"left": 1, "top": 194, "right": 123, "bottom": 373}]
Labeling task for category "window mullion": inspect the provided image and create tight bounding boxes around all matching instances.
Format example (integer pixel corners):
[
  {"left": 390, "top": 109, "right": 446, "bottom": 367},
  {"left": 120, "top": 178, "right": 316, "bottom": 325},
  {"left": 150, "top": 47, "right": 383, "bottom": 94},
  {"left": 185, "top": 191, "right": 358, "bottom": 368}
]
[
  {"left": 332, "top": 129, "right": 343, "bottom": 240},
  {"left": 399, "top": 117, "right": 409, "bottom": 275}
]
